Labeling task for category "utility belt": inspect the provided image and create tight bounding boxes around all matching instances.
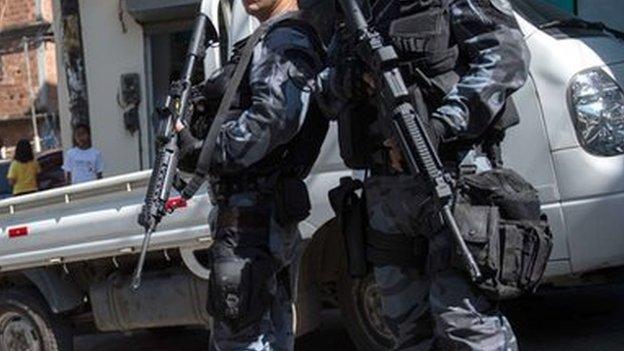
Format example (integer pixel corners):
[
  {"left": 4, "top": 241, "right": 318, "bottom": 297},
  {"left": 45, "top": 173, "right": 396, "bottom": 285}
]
[
  {"left": 213, "top": 177, "right": 275, "bottom": 198},
  {"left": 214, "top": 175, "right": 311, "bottom": 226},
  {"left": 216, "top": 206, "right": 272, "bottom": 233}
]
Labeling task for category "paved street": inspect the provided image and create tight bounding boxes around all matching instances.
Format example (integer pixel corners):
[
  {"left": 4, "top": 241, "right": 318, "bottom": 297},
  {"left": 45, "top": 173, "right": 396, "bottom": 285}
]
[{"left": 76, "top": 282, "right": 624, "bottom": 351}]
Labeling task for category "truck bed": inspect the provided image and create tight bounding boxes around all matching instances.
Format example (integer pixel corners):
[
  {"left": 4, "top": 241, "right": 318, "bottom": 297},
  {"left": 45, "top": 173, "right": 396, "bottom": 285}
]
[{"left": 0, "top": 171, "right": 213, "bottom": 273}]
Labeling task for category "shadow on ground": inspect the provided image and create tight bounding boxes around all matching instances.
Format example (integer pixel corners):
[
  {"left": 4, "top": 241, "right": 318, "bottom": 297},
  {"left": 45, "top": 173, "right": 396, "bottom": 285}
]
[{"left": 76, "top": 283, "right": 624, "bottom": 351}]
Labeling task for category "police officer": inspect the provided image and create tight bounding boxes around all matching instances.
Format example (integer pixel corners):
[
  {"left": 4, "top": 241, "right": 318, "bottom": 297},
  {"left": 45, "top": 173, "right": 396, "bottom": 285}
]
[
  {"left": 175, "top": 0, "right": 326, "bottom": 349},
  {"left": 323, "top": 0, "right": 530, "bottom": 349}
]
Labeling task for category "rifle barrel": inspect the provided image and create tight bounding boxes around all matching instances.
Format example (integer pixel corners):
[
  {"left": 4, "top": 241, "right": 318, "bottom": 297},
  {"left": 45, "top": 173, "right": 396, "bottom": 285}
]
[
  {"left": 338, "top": 0, "right": 368, "bottom": 31},
  {"left": 132, "top": 225, "right": 155, "bottom": 291}
]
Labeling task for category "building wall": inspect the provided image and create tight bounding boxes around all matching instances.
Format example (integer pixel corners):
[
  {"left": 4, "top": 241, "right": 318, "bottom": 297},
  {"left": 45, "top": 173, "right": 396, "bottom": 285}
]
[
  {"left": 0, "top": 48, "right": 39, "bottom": 117},
  {"left": 0, "top": 0, "right": 58, "bottom": 149},
  {"left": 76, "top": 0, "right": 148, "bottom": 176},
  {"left": 51, "top": 0, "right": 70, "bottom": 152},
  {"left": 0, "top": 0, "right": 37, "bottom": 26}
]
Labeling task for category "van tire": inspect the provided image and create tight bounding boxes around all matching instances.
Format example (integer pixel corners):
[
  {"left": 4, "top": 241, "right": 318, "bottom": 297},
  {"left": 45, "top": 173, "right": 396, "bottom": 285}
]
[
  {"left": 0, "top": 287, "right": 73, "bottom": 351},
  {"left": 337, "top": 271, "right": 395, "bottom": 351}
]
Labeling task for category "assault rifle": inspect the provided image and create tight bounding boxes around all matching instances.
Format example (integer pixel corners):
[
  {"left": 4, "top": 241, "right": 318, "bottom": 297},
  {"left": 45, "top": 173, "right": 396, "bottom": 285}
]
[
  {"left": 337, "top": 0, "right": 483, "bottom": 281},
  {"left": 133, "top": 6, "right": 216, "bottom": 291}
]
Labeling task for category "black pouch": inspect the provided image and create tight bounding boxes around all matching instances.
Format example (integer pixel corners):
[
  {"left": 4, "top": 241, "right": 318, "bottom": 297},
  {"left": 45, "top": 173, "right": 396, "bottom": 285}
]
[
  {"left": 454, "top": 168, "right": 553, "bottom": 300},
  {"left": 337, "top": 103, "right": 378, "bottom": 169},
  {"left": 461, "top": 168, "right": 541, "bottom": 220},
  {"left": 328, "top": 177, "right": 368, "bottom": 278},
  {"left": 498, "top": 219, "right": 552, "bottom": 294},
  {"left": 274, "top": 177, "right": 311, "bottom": 225},
  {"left": 454, "top": 203, "right": 500, "bottom": 275}
]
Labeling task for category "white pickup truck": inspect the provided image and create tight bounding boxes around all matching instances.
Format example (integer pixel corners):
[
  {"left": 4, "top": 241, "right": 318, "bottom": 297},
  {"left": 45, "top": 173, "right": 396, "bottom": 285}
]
[{"left": 2, "top": 0, "right": 624, "bottom": 350}]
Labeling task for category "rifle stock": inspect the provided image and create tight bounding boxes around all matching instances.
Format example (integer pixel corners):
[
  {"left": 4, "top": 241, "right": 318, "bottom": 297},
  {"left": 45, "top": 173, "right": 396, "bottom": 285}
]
[{"left": 336, "top": 0, "right": 482, "bottom": 281}]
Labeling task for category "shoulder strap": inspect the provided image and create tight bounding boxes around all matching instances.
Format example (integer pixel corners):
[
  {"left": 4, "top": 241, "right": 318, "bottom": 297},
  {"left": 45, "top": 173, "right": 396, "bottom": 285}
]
[{"left": 181, "top": 23, "right": 268, "bottom": 199}]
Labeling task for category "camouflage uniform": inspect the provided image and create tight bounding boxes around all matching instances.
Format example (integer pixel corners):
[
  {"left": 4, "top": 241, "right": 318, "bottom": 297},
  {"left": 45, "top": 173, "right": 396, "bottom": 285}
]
[
  {"left": 324, "top": 0, "right": 530, "bottom": 349},
  {"left": 207, "top": 192, "right": 303, "bottom": 351},
  {"left": 366, "top": 176, "right": 518, "bottom": 351},
  {"left": 178, "top": 12, "right": 326, "bottom": 351}
]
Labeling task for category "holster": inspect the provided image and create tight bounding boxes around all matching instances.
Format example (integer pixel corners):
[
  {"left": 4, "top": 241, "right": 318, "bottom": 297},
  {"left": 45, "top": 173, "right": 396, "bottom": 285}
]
[
  {"left": 274, "top": 177, "right": 311, "bottom": 226},
  {"left": 328, "top": 177, "right": 368, "bottom": 278},
  {"left": 207, "top": 205, "right": 274, "bottom": 331}
]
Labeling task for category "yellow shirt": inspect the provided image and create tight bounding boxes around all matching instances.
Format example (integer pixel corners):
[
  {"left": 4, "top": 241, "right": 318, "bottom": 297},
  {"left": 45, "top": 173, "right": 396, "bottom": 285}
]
[{"left": 7, "top": 160, "right": 40, "bottom": 195}]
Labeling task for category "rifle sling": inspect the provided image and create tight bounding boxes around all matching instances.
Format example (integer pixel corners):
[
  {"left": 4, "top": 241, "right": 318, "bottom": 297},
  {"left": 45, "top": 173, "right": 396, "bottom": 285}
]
[{"left": 192, "top": 23, "right": 268, "bottom": 181}]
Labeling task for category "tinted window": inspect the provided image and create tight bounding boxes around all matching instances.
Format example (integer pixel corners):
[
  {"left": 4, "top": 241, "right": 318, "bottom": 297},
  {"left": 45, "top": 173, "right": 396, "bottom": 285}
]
[
  {"left": 512, "top": 0, "right": 610, "bottom": 38},
  {"left": 511, "top": 0, "right": 575, "bottom": 27}
]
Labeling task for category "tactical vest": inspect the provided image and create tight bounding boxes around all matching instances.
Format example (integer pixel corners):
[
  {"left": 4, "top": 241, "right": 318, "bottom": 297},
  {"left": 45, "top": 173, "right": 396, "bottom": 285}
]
[
  {"left": 385, "top": 0, "right": 518, "bottom": 131},
  {"left": 389, "top": 0, "right": 459, "bottom": 87},
  {"left": 199, "top": 13, "right": 328, "bottom": 181}
]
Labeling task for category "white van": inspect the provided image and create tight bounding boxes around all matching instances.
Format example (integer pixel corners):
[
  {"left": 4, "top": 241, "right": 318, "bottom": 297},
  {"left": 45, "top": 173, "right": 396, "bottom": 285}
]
[
  {"left": 344, "top": 1, "right": 624, "bottom": 348},
  {"left": 0, "top": 0, "right": 623, "bottom": 350}
]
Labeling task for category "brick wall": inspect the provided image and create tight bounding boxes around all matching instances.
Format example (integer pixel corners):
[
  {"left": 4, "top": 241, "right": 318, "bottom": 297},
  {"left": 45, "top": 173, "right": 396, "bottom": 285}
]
[
  {"left": 0, "top": 0, "right": 57, "bottom": 149},
  {"left": 0, "top": 44, "right": 39, "bottom": 116},
  {"left": 0, "top": 0, "right": 37, "bottom": 29}
]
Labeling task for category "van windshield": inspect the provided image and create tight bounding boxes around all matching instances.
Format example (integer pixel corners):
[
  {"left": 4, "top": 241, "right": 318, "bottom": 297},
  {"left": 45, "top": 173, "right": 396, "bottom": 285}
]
[
  {"left": 511, "top": 0, "right": 620, "bottom": 38},
  {"left": 511, "top": 0, "right": 575, "bottom": 27}
]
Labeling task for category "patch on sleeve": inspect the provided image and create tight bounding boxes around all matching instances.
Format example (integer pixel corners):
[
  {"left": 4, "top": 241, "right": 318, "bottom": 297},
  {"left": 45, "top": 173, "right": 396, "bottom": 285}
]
[{"left": 490, "top": 0, "right": 514, "bottom": 17}]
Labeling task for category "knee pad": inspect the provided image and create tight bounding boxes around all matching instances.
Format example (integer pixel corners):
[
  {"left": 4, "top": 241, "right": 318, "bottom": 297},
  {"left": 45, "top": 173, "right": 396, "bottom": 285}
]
[{"left": 207, "top": 234, "right": 275, "bottom": 330}]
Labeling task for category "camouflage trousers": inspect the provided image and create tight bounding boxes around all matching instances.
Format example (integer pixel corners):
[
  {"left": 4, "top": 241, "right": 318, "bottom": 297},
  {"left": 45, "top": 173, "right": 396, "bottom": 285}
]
[
  {"left": 366, "top": 176, "right": 519, "bottom": 351},
  {"left": 208, "top": 192, "right": 302, "bottom": 351}
]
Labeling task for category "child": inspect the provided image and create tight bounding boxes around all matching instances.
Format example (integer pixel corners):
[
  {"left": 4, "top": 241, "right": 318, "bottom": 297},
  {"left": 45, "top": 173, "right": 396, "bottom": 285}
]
[
  {"left": 7, "top": 139, "right": 40, "bottom": 196},
  {"left": 63, "top": 124, "right": 103, "bottom": 184}
]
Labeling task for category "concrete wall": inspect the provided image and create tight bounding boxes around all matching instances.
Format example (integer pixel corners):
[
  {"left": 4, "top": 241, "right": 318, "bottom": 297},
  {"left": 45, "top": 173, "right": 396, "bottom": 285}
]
[
  {"left": 51, "top": 0, "right": 71, "bottom": 151},
  {"left": 578, "top": 0, "right": 624, "bottom": 32},
  {"left": 77, "top": 0, "right": 149, "bottom": 176}
]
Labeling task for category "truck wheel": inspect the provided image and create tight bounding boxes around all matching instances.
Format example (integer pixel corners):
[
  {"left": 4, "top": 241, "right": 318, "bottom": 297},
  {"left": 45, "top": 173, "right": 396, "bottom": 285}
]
[
  {"left": 0, "top": 287, "right": 73, "bottom": 351},
  {"left": 337, "top": 271, "right": 395, "bottom": 351}
]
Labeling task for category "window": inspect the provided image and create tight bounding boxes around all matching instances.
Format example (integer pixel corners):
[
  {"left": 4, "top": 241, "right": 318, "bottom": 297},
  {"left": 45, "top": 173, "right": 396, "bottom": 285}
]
[
  {"left": 541, "top": 0, "right": 576, "bottom": 13},
  {"left": 511, "top": 0, "right": 576, "bottom": 27},
  {"left": 144, "top": 22, "right": 195, "bottom": 165}
]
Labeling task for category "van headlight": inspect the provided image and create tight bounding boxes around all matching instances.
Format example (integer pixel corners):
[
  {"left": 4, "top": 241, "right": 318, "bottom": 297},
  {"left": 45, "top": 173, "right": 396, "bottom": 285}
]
[{"left": 569, "top": 69, "right": 624, "bottom": 156}]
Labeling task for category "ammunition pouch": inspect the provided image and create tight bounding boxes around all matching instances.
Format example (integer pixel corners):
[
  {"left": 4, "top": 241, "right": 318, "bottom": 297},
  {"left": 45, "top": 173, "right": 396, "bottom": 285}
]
[
  {"left": 207, "top": 207, "right": 275, "bottom": 330},
  {"left": 454, "top": 168, "right": 553, "bottom": 300},
  {"left": 274, "top": 177, "right": 311, "bottom": 225},
  {"left": 328, "top": 177, "right": 368, "bottom": 277}
]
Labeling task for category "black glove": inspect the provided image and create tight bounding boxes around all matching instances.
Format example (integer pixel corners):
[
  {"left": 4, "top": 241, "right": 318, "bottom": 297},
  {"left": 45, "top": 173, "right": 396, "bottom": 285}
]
[
  {"left": 177, "top": 127, "right": 201, "bottom": 155},
  {"left": 330, "top": 59, "right": 368, "bottom": 102}
]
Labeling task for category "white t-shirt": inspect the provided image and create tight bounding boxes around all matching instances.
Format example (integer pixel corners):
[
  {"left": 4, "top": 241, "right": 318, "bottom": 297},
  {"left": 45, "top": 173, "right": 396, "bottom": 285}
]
[{"left": 62, "top": 147, "right": 103, "bottom": 184}]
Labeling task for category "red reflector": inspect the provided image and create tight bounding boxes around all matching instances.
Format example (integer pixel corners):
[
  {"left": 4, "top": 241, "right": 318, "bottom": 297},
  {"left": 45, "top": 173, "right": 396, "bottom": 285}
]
[
  {"left": 8, "top": 226, "right": 28, "bottom": 238},
  {"left": 165, "top": 197, "right": 188, "bottom": 211}
]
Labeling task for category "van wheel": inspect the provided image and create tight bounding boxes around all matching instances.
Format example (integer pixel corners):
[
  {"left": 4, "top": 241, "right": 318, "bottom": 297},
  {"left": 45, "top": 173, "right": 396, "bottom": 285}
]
[
  {"left": 0, "top": 287, "right": 73, "bottom": 351},
  {"left": 337, "top": 271, "right": 395, "bottom": 351}
]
